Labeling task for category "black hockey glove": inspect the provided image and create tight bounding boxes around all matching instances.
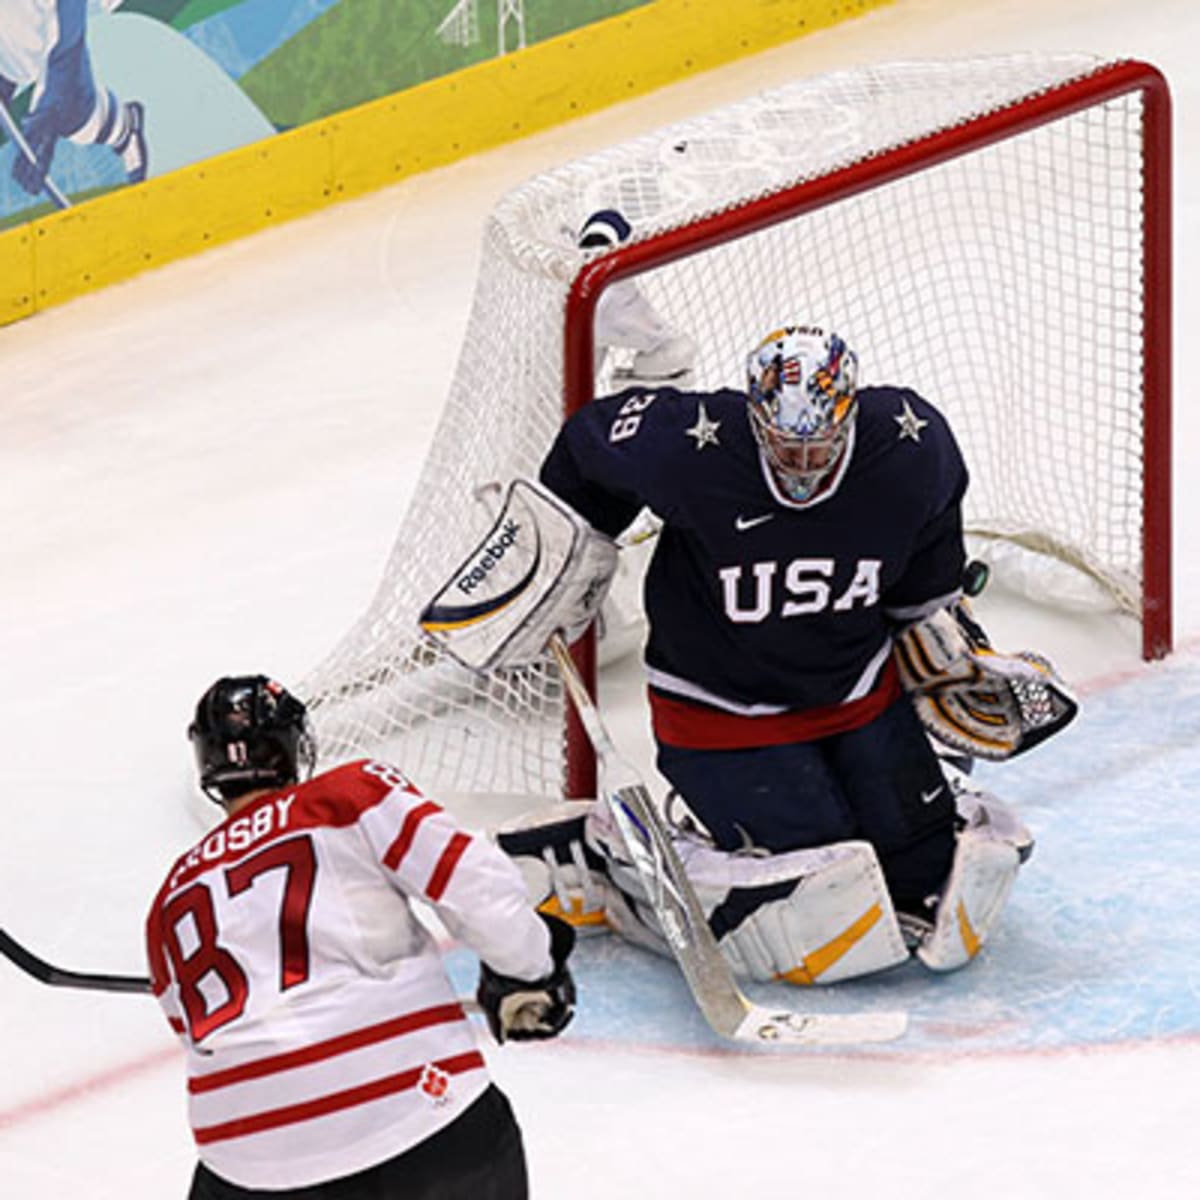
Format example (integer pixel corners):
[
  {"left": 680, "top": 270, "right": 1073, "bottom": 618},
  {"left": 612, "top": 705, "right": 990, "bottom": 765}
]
[{"left": 476, "top": 912, "right": 576, "bottom": 1045}]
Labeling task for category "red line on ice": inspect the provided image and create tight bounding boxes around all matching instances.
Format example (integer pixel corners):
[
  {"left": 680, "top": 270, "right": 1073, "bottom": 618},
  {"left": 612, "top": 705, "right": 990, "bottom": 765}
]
[{"left": 0, "top": 1044, "right": 180, "bottom": 1133}]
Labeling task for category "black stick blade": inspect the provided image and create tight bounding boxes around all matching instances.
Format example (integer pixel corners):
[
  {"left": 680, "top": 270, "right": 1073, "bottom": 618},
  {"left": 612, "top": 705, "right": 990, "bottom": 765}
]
[{"left": 0, "top": 927, "right": 153, "bottom": 995}]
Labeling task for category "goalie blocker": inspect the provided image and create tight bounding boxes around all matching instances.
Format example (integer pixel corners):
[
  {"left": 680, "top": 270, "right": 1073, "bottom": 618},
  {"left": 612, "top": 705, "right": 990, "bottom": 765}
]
[{"left": 419, "top": 478, "right": 618, "bottom": 672}]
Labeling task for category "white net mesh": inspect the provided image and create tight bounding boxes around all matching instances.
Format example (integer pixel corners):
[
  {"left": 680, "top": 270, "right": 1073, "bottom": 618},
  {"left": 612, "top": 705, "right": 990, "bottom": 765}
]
[{"left": 299, "top": 53, "right": 1160, "bottom": 799}]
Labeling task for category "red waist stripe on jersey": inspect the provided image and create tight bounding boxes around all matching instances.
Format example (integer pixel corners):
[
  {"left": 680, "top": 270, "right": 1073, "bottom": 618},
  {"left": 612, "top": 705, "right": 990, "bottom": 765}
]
[
  {"left": 650, "top": 658, "right": 902, "bottom": 749},
  {"left": 188, "top": 1004, "right": 468, "bottom": 1094},
  {"left": 192, "top": 1051, "right": 485, "bottom": 1145}
]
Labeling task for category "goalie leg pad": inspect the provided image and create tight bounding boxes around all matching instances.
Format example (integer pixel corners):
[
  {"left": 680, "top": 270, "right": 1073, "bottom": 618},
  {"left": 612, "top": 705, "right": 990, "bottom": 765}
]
[
  {"left": 595, "top": 815, "right": 910, "bottom": 984},
  {"left": 494, "top": 802, "right": 612, "bottom": 934},
  {"left": 916, "top": 792, "right": 1030, "bottom": 971}
]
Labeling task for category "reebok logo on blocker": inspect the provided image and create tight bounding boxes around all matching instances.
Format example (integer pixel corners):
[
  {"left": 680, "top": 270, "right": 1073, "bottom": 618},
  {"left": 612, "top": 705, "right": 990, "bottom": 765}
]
[{"left": 457, "top": 520, "right": 522, "bottom": 593}]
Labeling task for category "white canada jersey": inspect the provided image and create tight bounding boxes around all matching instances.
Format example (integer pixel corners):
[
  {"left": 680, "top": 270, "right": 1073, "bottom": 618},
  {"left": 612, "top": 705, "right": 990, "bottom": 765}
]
[{"left": 145, "top": 759, "right": 552, "bottom": 1191}]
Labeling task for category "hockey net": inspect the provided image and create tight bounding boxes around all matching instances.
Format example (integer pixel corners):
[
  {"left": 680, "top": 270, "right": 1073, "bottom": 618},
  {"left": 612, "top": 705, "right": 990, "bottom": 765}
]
[{"left": 299, "top": 54, "right": 1171, "bottom": 803}]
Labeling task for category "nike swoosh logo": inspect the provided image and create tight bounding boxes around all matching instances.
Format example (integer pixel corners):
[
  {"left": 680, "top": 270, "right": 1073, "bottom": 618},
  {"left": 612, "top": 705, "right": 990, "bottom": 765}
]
[
  {"left": 734, "top": 514, "right": 774, "bottom": 532},
  {"left": 921, "top": 786, "right": 944, "bottom": 806}
]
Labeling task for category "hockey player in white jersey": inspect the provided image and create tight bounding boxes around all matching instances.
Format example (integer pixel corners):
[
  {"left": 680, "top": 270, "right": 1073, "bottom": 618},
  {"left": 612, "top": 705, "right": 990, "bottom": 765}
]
[
  {"left": 0, "top": 0, "right": 146, "bottom": 204},
  {"left": 146, "top": 675, "right": 575, "bottom": 1200}
]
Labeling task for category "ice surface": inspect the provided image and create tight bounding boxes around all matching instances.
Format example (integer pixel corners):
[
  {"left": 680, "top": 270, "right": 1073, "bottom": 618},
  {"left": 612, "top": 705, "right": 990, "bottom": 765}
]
[{"left": 2, "top": 1, "right": 1199, "bottom": 1196}]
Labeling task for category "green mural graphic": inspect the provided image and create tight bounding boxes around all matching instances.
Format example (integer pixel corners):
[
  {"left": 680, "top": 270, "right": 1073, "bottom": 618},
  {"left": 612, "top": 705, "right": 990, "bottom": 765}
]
[
  {"left": 0, "top": 0, "right": 652, "bottom": 230},
  {"left": 242, "top": 0, "right": 651, "bottom": 130}
]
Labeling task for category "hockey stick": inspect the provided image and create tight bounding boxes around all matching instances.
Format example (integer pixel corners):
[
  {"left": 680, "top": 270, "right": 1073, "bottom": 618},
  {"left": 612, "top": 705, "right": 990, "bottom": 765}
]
[
  {"left": 0, "top": 927, "right": 152, "bottom": 994},
  {"left": 547, "top": 635, "right": 908, "bottom": 1047},
  {"left": 0, "top": 925, "right": 493, "bottom": 1015},
  {"left": 0, "top": 94, "right": 72, "bottom": 210}
]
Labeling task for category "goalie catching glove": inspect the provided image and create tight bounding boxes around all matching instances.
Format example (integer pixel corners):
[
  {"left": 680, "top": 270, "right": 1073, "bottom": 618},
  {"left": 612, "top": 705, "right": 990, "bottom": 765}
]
[
  {"left": 893, "top": 598, "right": 1077, "bottom": 760},
  {"left": 476, "top": 912, "right": 577, "bottom": 1044}
]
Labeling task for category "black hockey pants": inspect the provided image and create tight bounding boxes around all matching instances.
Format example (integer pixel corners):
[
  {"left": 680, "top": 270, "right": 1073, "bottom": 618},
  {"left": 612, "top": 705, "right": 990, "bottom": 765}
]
[{"left": 656, "top": 694, "right": 958, "bottom": 914}]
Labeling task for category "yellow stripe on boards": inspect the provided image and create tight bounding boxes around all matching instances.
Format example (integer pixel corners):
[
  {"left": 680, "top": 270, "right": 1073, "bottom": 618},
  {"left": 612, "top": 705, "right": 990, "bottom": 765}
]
[
  {"left": 776, "top": 902, "right": 883, "bottom": 986},
  {"left": 0, "top": 224, "right": 35, "bottom": 323},
  {"left": 0, "top": 0, "right": 891, "bottom": 326}
]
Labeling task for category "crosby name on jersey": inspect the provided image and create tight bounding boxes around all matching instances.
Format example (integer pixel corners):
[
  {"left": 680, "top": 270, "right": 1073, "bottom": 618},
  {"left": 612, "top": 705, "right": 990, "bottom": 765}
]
[{"left": 540, "top": 384, "right": 968, "bottom": 745}]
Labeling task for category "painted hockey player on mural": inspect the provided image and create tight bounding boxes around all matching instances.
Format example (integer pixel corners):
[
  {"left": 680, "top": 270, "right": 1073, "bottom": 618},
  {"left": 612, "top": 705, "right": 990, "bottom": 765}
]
[
  {"left": 497, "top": 291, "right": 1076, "bottom": 986},
  {"left": 0, "top": 0, "right": 146, "bottom": 207},
  {"left": 147, "top": 675, "right": 575, "bottom": 1199}
]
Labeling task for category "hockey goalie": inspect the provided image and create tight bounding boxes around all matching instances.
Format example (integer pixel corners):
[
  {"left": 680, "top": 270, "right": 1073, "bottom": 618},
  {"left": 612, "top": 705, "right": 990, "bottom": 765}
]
[{"left": 421, "top": 304, "right": 1075, "bottom": 991}]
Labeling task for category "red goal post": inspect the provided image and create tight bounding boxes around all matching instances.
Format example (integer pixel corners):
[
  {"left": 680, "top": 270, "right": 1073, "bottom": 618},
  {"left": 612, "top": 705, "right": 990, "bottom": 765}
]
[
  {"left": 301, "top": 56, "right": 1171, "bottom": 808},
  {"left": 560, "top": 58, "right": 1171, "bottom": 798}
]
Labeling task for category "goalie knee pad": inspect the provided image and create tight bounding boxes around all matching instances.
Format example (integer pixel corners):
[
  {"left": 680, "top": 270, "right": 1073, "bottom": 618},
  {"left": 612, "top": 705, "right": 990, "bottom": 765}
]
[
  {"left": 494, "top": 803, "right": 611, "bottom": 934},
  {"left": 953, "top": 788, "right": 1035, "bottom": 863},
  {"left": 596, "top": 814, "right": 910, "bottom": 985},
  {"left": 916, "top": 791, "right": 1031, "bottom": 971}
]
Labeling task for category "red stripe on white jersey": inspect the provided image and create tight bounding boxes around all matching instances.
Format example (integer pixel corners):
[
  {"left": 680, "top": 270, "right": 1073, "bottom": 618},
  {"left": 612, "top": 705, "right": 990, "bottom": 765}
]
[
  {"left": 425, "top": 833, "right": 471, "bottom": 901},
  {"left": 188, "top": 1004, "right": 466, "bottom": 1094},
  {"left": 382, "top": 800, "right": 441, "bottom": 870},
  {"left": 192, "top": 1051, "right": 485, "bottom": 1145}
]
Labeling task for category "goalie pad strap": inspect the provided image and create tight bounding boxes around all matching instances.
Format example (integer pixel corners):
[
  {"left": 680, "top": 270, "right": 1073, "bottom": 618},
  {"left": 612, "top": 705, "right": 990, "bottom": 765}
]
[{"left": 494, "top": 802, "right": 611, "bottom": 933}]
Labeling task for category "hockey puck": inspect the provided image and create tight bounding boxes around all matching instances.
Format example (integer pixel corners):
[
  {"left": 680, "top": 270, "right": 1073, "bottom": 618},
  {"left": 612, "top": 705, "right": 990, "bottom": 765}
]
[{"left": 962, "top": 559, "right": 990, "bottom": 597}]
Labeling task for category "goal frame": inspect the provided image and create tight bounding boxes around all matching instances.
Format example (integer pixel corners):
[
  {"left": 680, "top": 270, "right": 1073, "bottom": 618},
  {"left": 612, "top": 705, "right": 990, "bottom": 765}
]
[{"left": 560, "top": 59, "right": 1172, "bottom": 800}]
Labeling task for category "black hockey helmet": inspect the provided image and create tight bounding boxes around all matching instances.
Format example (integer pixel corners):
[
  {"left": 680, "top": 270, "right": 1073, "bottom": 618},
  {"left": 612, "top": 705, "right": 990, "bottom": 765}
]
[{"left": 188, "top": 675, "right": 316, "bottom": 804}]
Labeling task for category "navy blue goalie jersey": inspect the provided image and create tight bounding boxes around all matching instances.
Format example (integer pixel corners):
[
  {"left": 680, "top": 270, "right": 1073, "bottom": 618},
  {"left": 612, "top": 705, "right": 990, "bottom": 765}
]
[{"left": 539, "top": 383, "right": 968, "bottom": 725}]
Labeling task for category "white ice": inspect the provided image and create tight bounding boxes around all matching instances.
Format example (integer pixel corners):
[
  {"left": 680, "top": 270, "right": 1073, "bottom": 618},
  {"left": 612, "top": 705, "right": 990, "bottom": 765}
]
[{"left": 2, "top": 0, "right": 1199, "bottom": 1196}]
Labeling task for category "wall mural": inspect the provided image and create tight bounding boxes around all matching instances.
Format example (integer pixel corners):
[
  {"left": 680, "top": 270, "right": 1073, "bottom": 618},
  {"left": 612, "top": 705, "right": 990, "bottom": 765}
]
[{"left": 0, "top": 0, "right": 650, "bottom": 229}]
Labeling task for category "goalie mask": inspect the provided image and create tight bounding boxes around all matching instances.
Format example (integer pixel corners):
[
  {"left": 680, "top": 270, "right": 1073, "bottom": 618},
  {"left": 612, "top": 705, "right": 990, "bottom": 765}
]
[
  {"left": 189, "top": 675, "right": 316, "bottom": 804},
  {"left": 746, "top": 326, "right": 858, "bottom": 504}
]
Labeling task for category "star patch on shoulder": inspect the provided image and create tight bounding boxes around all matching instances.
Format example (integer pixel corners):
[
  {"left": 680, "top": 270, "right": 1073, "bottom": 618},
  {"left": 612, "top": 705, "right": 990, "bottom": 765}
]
[
  {"left": 685, "top": 400, "right": 721, "bottom": 450},
  {"left": 894, "top": 398, "right": 928, "bottom": 443}
]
